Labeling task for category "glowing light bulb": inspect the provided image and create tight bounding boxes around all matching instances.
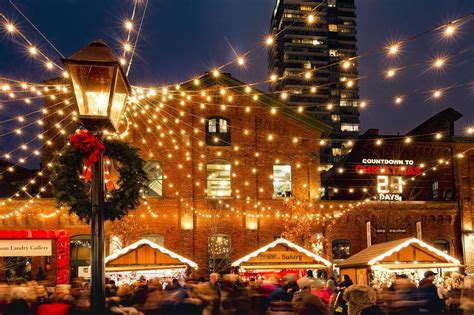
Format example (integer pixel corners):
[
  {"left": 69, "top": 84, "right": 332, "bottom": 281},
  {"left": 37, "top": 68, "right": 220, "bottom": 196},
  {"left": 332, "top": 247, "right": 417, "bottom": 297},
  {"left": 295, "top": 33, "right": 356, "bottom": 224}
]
[
  {"left": 360, "top": 101, "right": 367, "bottom": 108},
  {"left": 237, "top": 57, "right": 245, "bottom": 65},
  {"left": 433, "top": 58, "right": 445, "bottom": 68},
  {"left": 29, "top": 46, "right": 37, "bottom": 55},
  {"left": 433, "top": 90, "right": 442, "bottom": 98},
  {"left": 119, "top": 58, "right": 126, "bottom": 65},
  {"left": 298, "top": 106, "right": 304, "bottom": 113},
  {"left": 125, "top": 20, "right": 133, "bottom": 30},
  {"left": 213, "top": 69, "right": 220, "bottom": 77},
  {"left": 45, "top": 62, "right": 53, "bottom": 70},
  {"left": 445, "top": 25, "right": 455, "bottom": 36},
  {"left": 327, "top": 103, "right": 333, "bottom": 110},
  {"left": 310, "top": 86, "right": 317, "bottom": 93},
  {"left": 307, "top": 14, "right": 315, "bottom": 24},
  {"left": 395, "top": 96, "right": 403, "bottom": 104},
  {"left": 389, "top": 44, "right": 399, "bottom": 55},
  {"left": 405, "top": 137, "right": 412, "bottom": 144},
  {"left": 5, "top": 23, "right": 15, "bottom": 33},
  {"left": 280, "top": 92, "right": 288, "bottom": 100},
  {"left": 124, "top": 43, "right": 132, "bottom": 51},
  {"left": 270, "top": 74, "right": 277, "bottom": 82},
  {"left": 467, "top": 127, "right": 473, "bottom": 134},
  {"left": 435, "top": 133, "right": 442, "bottom": 139},
  {"left": 386, "top": 69, "right": 396, "bottom": 78},
  {"left": 266, "top": 36, "right": 274, "bottom": 45},
  {"left": 304, "top": 71, "right": 312, "bottom": 79},
  {"left": 245, "top": 86, "right": 251, "bottom": 93},
  {"left": 271, "top": 108, "right": 277, "bottom": 114},
  {"left": 346, "top": 80, "right": 354, "bottom": 87},
  {"left": 342, "top": 60, "right": 351, "bottom": 69},
  {"left": 376, "top": 139, "right": 382, "bottom": 145}
]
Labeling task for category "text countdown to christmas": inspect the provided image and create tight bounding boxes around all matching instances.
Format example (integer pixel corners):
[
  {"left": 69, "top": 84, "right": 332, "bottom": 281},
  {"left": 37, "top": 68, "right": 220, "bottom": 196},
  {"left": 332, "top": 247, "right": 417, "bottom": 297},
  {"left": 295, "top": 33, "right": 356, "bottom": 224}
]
[{"left": 355, "top": 159, "right": 421, "bottom": 201}]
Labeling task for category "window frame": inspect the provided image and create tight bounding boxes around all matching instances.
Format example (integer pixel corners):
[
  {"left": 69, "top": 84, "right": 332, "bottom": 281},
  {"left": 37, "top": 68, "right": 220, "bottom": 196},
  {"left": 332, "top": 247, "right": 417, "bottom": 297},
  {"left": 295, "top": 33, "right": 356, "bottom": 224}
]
[
  {"left": 143, "top": 160, "right": 163, "bottom": 197},
  {"left": 206, "top": 160, "right": 232, "bottom": 198},
  {"left": 332, "top": 239, "right": 351, "bottom": 260},
  {"left": 273, "top": 164, "right": 292, "bottom": 198},
  {"left": 205, "top": 116, "right": 231, "bottom": 146},
  {"left": 432, "top": 239, "right": 449, "bottom": 254}
]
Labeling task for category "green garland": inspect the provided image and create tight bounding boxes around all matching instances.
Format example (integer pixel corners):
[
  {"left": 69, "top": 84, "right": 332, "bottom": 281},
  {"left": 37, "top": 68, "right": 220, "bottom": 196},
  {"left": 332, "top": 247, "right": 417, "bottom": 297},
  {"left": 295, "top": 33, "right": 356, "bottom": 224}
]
[{"left": 51, "top": 139, "right": 148, "bottom": 221}]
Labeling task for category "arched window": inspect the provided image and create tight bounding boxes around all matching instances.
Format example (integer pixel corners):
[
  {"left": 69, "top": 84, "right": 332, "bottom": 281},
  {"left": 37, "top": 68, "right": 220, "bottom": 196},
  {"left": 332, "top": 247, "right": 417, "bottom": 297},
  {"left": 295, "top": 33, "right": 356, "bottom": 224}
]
[
  {"left": 432, "top": 239, "right": 450, "bottom": 254},
  {"left": 207, "top": 161, "right": 231, "bottom": 197},
  {"left": 208, "top": 234, "right": 231, "bottom": 273},
  {"left": 206, "top": 116, "right": 231, "bottom": 146},
  {"left": 332, "top": 239, "right": 351, "bottom": 260},
  {"left": 142, "top": 234, "right": 165, "bottom": 246}
]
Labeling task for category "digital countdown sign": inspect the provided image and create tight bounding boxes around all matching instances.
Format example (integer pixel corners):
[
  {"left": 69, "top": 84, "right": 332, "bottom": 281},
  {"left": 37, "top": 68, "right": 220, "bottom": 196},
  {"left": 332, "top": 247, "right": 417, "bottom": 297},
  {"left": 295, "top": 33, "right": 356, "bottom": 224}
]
[{"left": 355, "top": 159, "right": 421, "bottom": 201}]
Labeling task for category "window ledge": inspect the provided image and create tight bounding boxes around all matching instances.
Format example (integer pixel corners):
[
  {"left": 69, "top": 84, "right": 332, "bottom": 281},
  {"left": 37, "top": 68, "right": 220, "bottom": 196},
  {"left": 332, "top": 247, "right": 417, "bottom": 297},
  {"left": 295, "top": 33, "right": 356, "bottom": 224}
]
[{"left": 205, "top": 196, "right": 235, "bottom": 200}]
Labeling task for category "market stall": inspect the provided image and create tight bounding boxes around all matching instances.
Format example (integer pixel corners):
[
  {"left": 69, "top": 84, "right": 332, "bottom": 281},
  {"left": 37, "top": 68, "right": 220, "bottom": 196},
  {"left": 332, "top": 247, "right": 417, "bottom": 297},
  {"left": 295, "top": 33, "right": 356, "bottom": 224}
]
[
  {"left": 231, "top": 238, "right": 331, "bottom": 280},
  {"left": 104, "top": 239, "right": 198, "bottom": 284},
  {"left": 336, "top": 237, "right": 461, "bottom": 288}
]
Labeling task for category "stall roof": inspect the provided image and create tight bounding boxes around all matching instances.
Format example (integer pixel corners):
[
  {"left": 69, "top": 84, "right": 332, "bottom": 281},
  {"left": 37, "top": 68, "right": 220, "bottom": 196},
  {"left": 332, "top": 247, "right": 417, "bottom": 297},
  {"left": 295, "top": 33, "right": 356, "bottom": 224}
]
[
  {"left": 231, "top": 238, "right": 331, "bottom": 269},
  {"left": 336, "top": 238, "right": 460, "bottom": 268},
  {"left": 105, "top": 239, "right": 198, "bottom": 271}
]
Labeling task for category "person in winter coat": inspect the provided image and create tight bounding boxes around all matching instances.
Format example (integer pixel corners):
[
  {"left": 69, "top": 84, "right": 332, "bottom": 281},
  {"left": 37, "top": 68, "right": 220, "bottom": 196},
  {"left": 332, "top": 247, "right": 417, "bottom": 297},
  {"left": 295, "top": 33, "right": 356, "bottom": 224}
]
[
  {"left": 343, "top": 285, "right": 384, "bottom": 315},
  {"left": 418, "top": 270, "right": 442, "bottom": 314},
  {"left": 292, "top": 277, "right": 328, "bottom": 315},
  {"left": 195, "top": 273, "right": 221, "bottom": 315}
]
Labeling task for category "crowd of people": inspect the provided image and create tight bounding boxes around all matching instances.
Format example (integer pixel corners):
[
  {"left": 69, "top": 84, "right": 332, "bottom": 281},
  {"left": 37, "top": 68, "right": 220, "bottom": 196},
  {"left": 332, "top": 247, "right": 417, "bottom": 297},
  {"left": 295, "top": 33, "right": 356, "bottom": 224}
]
[{"left": 0, "top": 270, "right": 472, "bottom": 315}]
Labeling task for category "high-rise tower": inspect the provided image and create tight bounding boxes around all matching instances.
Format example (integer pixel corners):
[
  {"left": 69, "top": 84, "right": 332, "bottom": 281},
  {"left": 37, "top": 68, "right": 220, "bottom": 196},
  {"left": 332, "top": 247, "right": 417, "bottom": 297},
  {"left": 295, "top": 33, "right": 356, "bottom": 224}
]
[{"left": 268, "top": 0, "right": 360, "bottom": 168}]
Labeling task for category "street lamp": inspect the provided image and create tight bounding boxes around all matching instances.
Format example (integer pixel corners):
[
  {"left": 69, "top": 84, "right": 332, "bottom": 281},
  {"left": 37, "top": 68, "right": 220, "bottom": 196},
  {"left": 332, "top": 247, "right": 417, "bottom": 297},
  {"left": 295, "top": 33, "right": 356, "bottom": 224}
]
[{"left": 62, "top": 41, "right": 131, "bottom": 313}]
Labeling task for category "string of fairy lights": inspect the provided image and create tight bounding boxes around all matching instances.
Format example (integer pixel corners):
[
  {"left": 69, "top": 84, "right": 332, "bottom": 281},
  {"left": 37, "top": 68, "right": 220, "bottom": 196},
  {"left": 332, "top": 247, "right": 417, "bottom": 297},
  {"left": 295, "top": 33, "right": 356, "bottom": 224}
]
[{"left": 0, "top": 3, "right": 472, "bottom": 223}]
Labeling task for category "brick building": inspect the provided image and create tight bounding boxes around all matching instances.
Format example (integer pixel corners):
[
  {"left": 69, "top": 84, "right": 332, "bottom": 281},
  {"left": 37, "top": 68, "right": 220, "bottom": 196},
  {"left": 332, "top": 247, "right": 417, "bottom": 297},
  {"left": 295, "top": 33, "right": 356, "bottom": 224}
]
[{"left": 0, "top": 74, "right": 473, "bottom": 283}]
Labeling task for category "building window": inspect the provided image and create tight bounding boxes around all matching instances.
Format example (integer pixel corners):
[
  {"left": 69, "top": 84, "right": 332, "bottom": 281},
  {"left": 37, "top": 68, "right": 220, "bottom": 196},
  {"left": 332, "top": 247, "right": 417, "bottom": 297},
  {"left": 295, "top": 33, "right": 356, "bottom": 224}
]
[
  {"left": 303, "top": 62, "right": 312, "bottom": 69},
  {"left": 341, "top": 123, "right": 359, "bottom": 132},
  {"left": 206, "top": 116, "right": 231, "bottom": 146},
  {"left": 331, "top": 115, "right": 340, "bottom": 121},
  {"left": 332, "top": 239, "right": 351, "bottom": 259},
  {"left": 329, "top": 49, "right": 339, "bottom": 57},
  {"left": 329, "top": 24, "right": 338, "bottom": 32},
  {"left": 432, "top": 181, "right": 439, "bottom": 200},
  {"left": 71, "top": 235, "right": 91, "bottom": 261},
  {"left": 142, "top": 234, "right": 164, "bottom": 246},
  {"left": 144, "top": 160, "right": 163, "bottom": 197},
  {"left": 209, "top": 234, "right": 231, "bottom": 273},
  {"left": 273, "top": 164, "right": 292, "bottom": 197},
  {"left": 332, "top": 148, "right": 342, "bottom": 157},
  {"left": 207, "top": 161, "right": 231, "bottom": 197},
  {"left": 328, "top": 0, "right": 337, "bottom": 7},
  {"left": 109, "top": 236, "right": 122, "bottom": 255},
  {"left": 300, "top": 5, "right": 313, "bottom": 11},
  {"left": 432, "top": 239, "right": 449, "bottom": 254},
  {"left": 274, "top": 235, "right": 283, "bottom": 240}
]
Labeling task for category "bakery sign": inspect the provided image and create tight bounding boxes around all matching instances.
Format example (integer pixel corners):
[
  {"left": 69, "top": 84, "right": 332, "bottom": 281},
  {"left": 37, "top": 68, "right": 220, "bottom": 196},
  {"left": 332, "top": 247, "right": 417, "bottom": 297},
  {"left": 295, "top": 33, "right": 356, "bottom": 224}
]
[
  {"left": 355, "top": 159, "right": 421, "bottom": 201},
  {"left": 0, "top": 239, "right": 52, "bottom": 257},
  {"left": 249, "top": 251, "right": 313, "bottom": 263}
]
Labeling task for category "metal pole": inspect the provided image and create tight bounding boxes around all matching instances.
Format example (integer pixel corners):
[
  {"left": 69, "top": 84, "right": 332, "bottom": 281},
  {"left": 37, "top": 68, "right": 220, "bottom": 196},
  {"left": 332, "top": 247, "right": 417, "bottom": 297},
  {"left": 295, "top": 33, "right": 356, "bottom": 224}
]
[{"left": 90, "top": 152, "right": 105, "bottom": 313}]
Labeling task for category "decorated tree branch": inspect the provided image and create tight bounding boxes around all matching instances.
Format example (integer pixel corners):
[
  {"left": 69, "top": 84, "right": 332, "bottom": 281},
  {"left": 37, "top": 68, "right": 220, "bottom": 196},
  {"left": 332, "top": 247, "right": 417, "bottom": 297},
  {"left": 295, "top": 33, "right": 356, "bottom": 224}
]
[{"left": 51, "top": 129, "right": 148, "bottom": 221}]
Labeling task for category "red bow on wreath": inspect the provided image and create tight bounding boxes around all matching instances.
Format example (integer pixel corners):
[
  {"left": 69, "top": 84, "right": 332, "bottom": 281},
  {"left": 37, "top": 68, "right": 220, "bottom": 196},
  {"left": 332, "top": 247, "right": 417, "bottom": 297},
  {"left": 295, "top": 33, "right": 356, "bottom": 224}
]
[{"left": 70, "top": 129, "right": 114, "bottom": 190}]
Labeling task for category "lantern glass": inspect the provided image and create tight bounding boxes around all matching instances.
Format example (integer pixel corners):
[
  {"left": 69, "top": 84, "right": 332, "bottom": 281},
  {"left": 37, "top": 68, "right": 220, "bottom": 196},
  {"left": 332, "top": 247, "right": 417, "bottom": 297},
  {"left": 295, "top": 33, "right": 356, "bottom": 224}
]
[
  {"left": 69, "top": 64, "right": 114, "bottom": 119},
  {"left": 110, "top": 71, "right": 128, "bottom": 130}
]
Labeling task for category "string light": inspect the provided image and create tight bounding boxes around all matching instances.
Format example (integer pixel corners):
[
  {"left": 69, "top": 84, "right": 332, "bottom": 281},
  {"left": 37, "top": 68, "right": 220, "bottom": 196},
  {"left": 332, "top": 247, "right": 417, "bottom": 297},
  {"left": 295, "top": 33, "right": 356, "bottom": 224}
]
[
  {"left": 125, "top": 20, "right": 133, "bottom": 30},
  {"left": 386, "top": 69, "right": 396, "bottom": 78},
  {"left": 265, "top": 36, "right": 274, "bottom": 46},
  {"left": 237, "top": 57, "right": 245, "bottom": 65},
  {"left": 433, "top": 58, "right": 445, "bottom": 68},
  {"left": 395, "top": 96, "right": 403, "bottom": 104},
  {"left": 307, "top": 14, "right": 315, "bottom": 24},
  {"left": 433, "top": 90, "right": 442, "bottom": 98},
  {"left": 388, "top": 43, "right": 399, "bottom": 55},
  {"left": 445, "top": 25, "right": 455, "bottom": 36},
  {"left": 5, "top": 23, "right": 15, "bottom": 33}
]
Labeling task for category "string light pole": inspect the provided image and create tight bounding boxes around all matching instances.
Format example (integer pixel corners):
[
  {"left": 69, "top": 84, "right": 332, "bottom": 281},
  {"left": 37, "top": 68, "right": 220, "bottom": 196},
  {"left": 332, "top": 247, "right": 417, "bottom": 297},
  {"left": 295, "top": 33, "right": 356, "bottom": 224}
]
[{"left": 62, "top": 41, "right": 131, "bottom": 313}]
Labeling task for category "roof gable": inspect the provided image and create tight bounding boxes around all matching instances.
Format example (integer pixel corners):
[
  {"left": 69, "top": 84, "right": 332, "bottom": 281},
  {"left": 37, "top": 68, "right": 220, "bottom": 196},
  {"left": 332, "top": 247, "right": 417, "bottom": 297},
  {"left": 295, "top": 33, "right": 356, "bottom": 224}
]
[
  {"left": 336, "top": 238, "right": 460, "bottom": 268},
  {"left": 182, "top": 73, "right": 333, "bottom": 136},
  {"left": 232, "top": 237, "right": 331, "bottom": 267},
  {"left": 105, "top": 239, "right": 197, "bottom": 269}
]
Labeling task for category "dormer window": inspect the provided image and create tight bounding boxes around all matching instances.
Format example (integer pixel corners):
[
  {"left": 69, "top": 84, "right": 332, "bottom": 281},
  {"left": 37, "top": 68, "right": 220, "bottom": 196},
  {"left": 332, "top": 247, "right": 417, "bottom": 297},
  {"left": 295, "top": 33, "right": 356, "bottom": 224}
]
[{"left": 206, "top": 116, "right": 230, "bottom": 146}]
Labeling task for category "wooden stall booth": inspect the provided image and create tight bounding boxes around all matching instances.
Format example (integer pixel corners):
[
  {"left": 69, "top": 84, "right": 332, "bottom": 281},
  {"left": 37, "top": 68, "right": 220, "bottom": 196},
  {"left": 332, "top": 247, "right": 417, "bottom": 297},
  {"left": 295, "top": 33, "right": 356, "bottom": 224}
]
[
  {"left": 104, "top": 239, "right": 198, "bottom": 284},
  {"left": 336, "top": 237, "right": 461, "bottom": 288},
  {"left": 231, "top": 238, "right": 331, "bottom": 281}
]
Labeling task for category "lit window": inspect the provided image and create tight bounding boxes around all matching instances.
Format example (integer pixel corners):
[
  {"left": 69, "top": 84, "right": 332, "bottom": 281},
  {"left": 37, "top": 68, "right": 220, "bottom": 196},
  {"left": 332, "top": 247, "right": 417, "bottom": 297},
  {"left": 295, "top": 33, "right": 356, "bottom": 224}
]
[
  {"left": 328, "top": 0, "right": 337, "bottom": 7},
  {"left": 340, "top": 123, "right": 359, "bottom": 132},
  {"left": 304, "top": 62, "right": 312, "bottom": 70},
  {"left": 273, "top": 164, "right": 292, "bottom": 197},
  {"left": 432, "top": 239, "right": 449, "bottom": 254},
  {"left": 300, "top": 5, "right": 313, "bottom": 11},
  {"left": 332, "top": 239, "right": 351, "bottom": 259},
  {"left": 70, "top": 235, "right": 91, "bottom": 261},
  {"left": 207, "top": 161, "right": 231, "bottom": 197},
  {"left": 331, "top": 114, "right": 340, "bottom": 121},
  {"left": 329, "top": 24, "right": 338, "bottom": 32},
  {"left": 432, "top": 181, "right": 439, "bottom": 200},
  {"left": 209, "top": 234, "right": 231, "bottom": 273},
  {"left": 143, "top": 234, "right": 165, "bottom": 246},
  {"left": 144, "top": 160, "right": 163, "bottom": 197},
  {"left": 206, "top": 116, "right": 231, "bottom": 146},
  {"left": 329, "top": 49, "right": 339, "bottom": 57},
  {"left": 332, "top": 148, "right": 342, "bottom": 156},
  {"left": 340, "top": 100, "right": 353, "bottom": 107}
]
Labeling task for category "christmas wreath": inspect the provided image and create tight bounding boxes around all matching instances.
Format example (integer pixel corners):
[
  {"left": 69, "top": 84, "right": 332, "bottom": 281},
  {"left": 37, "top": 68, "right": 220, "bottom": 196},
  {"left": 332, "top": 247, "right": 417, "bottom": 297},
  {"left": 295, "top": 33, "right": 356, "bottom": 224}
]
[{"left": 51, "top": 129, "right": 148, "bottom": 221}]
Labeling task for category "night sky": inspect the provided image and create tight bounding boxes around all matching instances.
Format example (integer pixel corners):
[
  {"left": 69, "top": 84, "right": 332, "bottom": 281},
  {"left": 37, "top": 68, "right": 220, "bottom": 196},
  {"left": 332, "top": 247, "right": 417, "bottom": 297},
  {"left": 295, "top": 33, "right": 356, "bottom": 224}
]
[{"left": 0, "top": 0, "right": 473, "bottom": 161}]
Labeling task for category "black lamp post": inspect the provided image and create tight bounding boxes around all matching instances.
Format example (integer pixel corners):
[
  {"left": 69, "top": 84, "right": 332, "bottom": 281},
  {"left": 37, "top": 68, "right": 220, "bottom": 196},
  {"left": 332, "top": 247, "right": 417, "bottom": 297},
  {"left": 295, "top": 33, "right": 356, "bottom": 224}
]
[{"left": 62, "top": 41, "right": 131, "bottom": 313}]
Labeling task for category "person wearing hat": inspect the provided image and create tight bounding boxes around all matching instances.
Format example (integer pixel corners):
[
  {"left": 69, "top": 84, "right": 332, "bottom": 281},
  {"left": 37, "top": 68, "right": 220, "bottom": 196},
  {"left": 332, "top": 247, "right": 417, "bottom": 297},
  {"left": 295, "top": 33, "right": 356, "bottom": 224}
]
[{"left": 418, "top": 270, "right": 442, "bottom": 314}]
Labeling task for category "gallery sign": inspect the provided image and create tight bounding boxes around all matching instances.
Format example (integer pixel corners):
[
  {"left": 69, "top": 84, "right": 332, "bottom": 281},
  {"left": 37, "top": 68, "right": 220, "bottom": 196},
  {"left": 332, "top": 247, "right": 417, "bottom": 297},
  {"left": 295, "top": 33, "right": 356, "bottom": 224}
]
[{"left": 0, "top": 239, "right": 52, "bottom": 257}]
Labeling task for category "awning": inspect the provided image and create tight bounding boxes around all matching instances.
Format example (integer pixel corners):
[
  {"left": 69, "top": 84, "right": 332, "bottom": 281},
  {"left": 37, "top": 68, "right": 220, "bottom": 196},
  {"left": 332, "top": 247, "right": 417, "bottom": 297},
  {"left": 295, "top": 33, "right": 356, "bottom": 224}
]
[
  {"left": 105, "top": 239, "right": 197, "bottom": 272},
  {"left": 336, "top": 237, "right": 460, "bottom": 269},
  {"left": 232, "top": 238, "right": 331, "bottom": 270}
]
